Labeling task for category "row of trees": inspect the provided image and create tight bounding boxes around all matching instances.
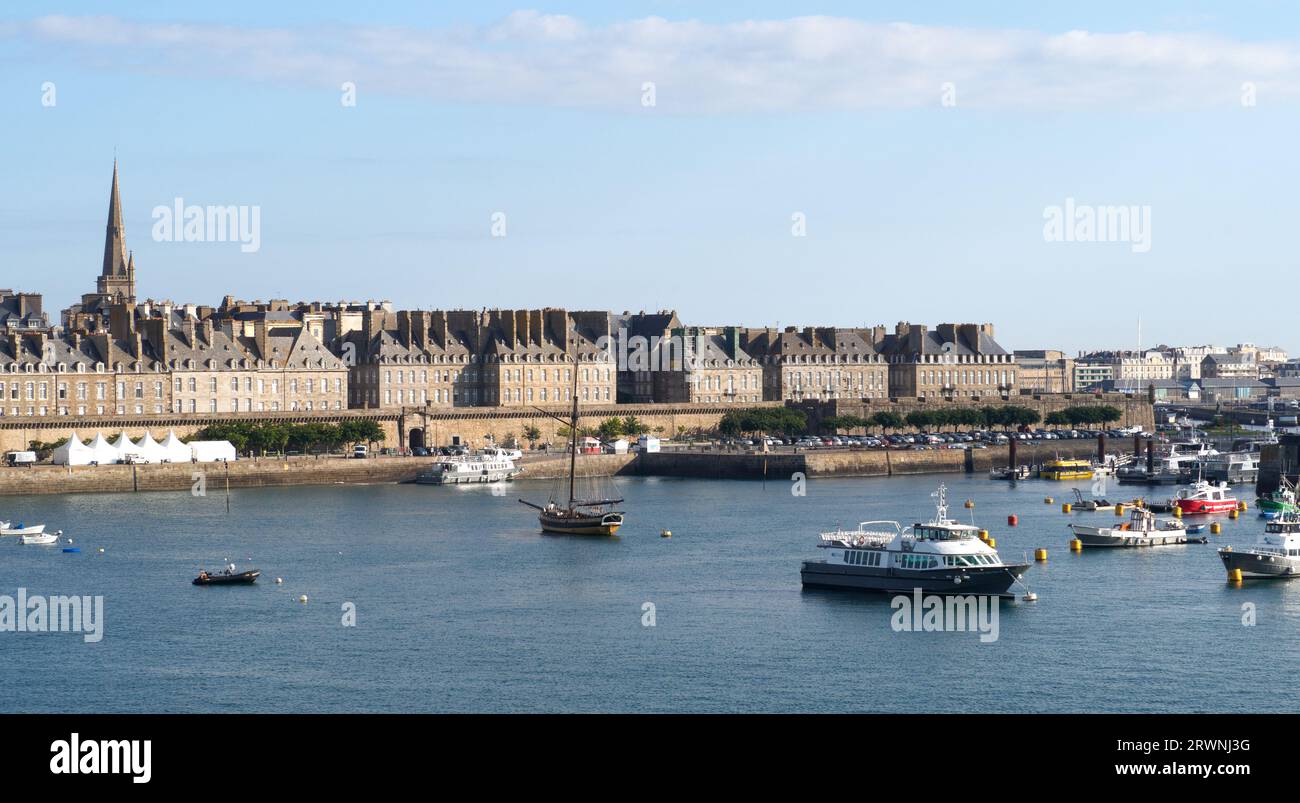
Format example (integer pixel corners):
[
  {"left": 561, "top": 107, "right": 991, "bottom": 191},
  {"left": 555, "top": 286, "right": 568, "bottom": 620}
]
[
  {"left": 718, "top": 407, "right": 809, "bottom": 437},
  {"left": 192, "top": 420, "right": 385, "bottom": 456},
  {"left": 820, "top": 405, "right": 1050, "bottom": 434},
  {"left": 1043, "top": 405, "right": 1124, "bottom": 427},
  {"left": 548, "top": 416, "right": 666, "bottom": 444}
]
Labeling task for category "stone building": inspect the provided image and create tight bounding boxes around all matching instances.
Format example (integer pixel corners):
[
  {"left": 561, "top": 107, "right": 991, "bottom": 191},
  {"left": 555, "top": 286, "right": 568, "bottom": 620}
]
[
  {"left": 160, "top": 315, "right": 348, "bottom": 414},
  {"left": 1013, "top": 349, "right": 1074, "bottom": 394},
  {"left": 651, "top": 326, "right": 763, "bottom": 404},
  {"left": 1075, "top": 349, "right": 1173, "bottom": 390},
  {"left": 344, "top": 308, "right": 617, "bottom": 410},
  {"left": 741, "top": 326, "right": 889, "bottom": 402},
  {"left": 1201, "top": 352, "right": 1259, "bottom": 380},
  {"left": 0, "top": 291, "right": 49, "bottom": 332},
  {"left": 0, "top": 308, "right": 348, "bottom": 420},
  {"left": 873, "top": 322, "right": 1015, "bottom": 399},
  {"left": 0, "top": 329, "right": 167, "bottom": 418},
  {"left": 613, "top": 310, "right": 682, "bottom": 403}
]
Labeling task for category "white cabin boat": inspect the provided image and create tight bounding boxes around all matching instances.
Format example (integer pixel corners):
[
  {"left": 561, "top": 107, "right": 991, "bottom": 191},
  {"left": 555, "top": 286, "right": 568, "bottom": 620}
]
[
  {"left": 1117, "top": 441, "right": 1218, "bottom": 484},
  {"left": 19, "top": 530, "right": 61, "bottom": 545},
  {"left": 1069, "top": 507, "right": 1200, "bottom": 548},
  {"left": 800, "top": 484, "right": 1030, "bottom": 596},
  {"left": 416, "top": 452, "right": 521, "bottom": 485},
  {"left": 0, "top": 521, "right": 46, "bottom": 536},
  {"left": 1219, "top": 515, "right": 1300, "bottom": 579}
]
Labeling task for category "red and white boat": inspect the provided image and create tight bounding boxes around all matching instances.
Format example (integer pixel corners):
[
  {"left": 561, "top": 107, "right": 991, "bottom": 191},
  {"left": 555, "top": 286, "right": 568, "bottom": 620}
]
[{"left": 1172, "top": 480, "right": 1239, "bottom": 514}]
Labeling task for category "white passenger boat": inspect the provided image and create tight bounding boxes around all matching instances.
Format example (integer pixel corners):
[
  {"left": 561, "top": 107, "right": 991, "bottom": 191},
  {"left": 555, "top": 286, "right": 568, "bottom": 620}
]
[
  {"left": 1193, "top": 452, "right": 1260, "bottom": 485},
  {"left": 800, "top": 484, "right": 1031, "bottom": 596},
  {"left": 0, "top": 521, "right": 46, "bottom": 536},
  {"left": 1117, "top": 441, "right": 1218, "bottom": 484},
  {"left": 18, "top": 530, "right": 61, "bottom": 545},
  {"left": 416, "top": 452, "right": 521, "bottom": 485},
  {"left": 989, "top": 465, "right": 1031, "bottom": 481},
  {"left": 1219, "top": 514, "right": 1300, "bottom": 579},
  {"left": 1069, "top": 507, "right": 1202, "bottom": 548}
]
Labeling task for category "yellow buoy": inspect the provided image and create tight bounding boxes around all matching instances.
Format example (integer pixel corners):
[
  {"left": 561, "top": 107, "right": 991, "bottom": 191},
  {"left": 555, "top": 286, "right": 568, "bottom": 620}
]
[
  {"left": 1228, "top": 568, "right": 1243, "bottom": 582},
  {"left": 978, "top": 529, "right": 989, "bottom": 540},
  {"left": 298, "top": 595, "right": 308, "bottom": 603},
  {"left": 1061, "top": 503, "right": 1072, "bottom": 514},
  {"left": 1229, "top": 509, "right": 1239, "bottom": 520},
  {"left": 1238, "top": 501, "right": 1248, "bottom": 512},
  {"left": 660, "top": 529, "right": 672, "bottom": 538},
  {"left": 1070, "top": 538, "right": 1083, "bottom": 552},
  {"left": 964, "top": 499, "right": 975, "bottom": 509},
  {"left": 1172, "top": 507, "right": 1182, "bottom": 518},
  {"left": 986, "top": 537, "right": 996, "bottom": 548},
  {"left": 1034, "top": 548, "right": 1048, "bottom": 561},
  {"left": 1115, "top": 504, "right": 1125, "bottom": 516},
  {"left": 1044, "top": 497, "right": 1053, "bottom": 504},
  {"left": 1211, "top": 522, "right": 1222, "bottom": 534}
]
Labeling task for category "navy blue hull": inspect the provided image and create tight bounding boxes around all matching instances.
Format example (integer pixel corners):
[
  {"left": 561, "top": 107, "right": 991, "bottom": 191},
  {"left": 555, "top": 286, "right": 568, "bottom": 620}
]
[{"left": 800, "top": 562, "right": 1028, "bottom": 596}]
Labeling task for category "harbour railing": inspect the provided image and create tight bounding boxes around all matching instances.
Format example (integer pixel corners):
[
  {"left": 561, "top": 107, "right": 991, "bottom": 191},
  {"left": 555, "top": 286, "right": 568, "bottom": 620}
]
[{"left": 819, "top": 521, "right": 903, "bottom": 546}]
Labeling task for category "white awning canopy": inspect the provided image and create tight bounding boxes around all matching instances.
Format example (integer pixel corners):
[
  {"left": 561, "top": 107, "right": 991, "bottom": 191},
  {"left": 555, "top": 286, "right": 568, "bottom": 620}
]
[{"left": 52, "top": 433, "right": 95, "bottom": 466}]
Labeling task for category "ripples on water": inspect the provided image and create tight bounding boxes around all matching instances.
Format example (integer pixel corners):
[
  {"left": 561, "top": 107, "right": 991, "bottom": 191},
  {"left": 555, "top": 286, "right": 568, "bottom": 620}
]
[{"left": 2, "top": 472, "right": 1296, "bottom": 712}]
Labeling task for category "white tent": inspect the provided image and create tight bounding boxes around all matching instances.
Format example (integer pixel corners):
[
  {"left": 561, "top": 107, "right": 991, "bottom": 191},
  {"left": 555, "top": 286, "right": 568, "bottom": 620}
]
[
  {"left": 52, "top": 433, "right": 96, "bottom": 466},
  {"left": 136, "top": 431, "right": 170, "bottom": 464},
  {"left": 161, "top": 431, "right": 191, "bottom": 463},
  {"left": 87, "top": 432, "right": 119, "bottom": 465},
  {"left": 111, "top": 432, "right": 143, "bottom": 462},
  {"left": 189, "top": 440, "right": 237, "bottom": 462}
]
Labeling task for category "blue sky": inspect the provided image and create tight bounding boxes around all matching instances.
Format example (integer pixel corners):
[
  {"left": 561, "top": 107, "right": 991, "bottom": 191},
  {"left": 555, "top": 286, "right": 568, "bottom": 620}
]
[{"left": 3, "top": 2, "right": 1299, "bottom": 353}]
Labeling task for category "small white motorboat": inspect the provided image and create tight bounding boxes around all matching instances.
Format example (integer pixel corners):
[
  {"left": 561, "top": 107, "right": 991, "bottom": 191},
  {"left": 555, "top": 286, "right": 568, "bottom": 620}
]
[
  {"left": 19, "top": 530, "right": 62, "bottom": 545},
  {"left": 0, "top": 521, "right": 46, "bottom": 536}
]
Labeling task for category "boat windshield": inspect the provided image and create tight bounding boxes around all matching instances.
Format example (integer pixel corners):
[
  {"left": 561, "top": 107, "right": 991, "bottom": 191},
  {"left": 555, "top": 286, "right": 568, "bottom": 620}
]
[{"left": 912, "top": 524, "right": 976, "bottom": 541}]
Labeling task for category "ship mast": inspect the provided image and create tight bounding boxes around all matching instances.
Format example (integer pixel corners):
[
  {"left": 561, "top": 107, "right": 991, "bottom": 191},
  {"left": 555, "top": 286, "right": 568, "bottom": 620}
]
[{"left": 568, "top": 355, "right": 579, "bottom": 509}]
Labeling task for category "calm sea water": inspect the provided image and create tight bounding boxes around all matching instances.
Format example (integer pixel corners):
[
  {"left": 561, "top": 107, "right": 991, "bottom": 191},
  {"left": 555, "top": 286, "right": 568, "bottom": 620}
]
[{"left": 2, "top": 471, "right": 1296, "bottom": 713}]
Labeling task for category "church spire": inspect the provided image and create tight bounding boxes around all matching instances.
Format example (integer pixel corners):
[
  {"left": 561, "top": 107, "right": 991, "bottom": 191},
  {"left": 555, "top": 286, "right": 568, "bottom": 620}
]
[
  {"left": 96, "top": 159, "right": 136, "bottom": 305},
  {"left": 101, "top": 159, "right": 128, "bottom": 278}
]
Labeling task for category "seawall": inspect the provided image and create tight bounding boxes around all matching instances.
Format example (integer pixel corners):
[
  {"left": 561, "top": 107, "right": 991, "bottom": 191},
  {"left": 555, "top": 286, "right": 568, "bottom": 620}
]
[
  {"left": 0, "top": 456, "right": 433, "bottom": 496},
  {"left": 0, "top": 438, "right": 1138, "bottom": 496},
  {"left": 633, "top": 438, "right": 1131, "bottom": 480}
]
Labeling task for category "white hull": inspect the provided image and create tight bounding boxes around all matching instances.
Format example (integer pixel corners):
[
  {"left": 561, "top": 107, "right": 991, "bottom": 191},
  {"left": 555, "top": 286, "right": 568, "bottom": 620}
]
[
  {"left": 0, "top": 523, "right": 46, "bottom": 536},
  {"left": 416, "top": 454, "right": 520, "bottom": 485},
  {"left": 19, "top": 531, "right": 60, "bottom": 545},
  {"left": 422, "top": 469, "right": 519, "bottom": 485}
]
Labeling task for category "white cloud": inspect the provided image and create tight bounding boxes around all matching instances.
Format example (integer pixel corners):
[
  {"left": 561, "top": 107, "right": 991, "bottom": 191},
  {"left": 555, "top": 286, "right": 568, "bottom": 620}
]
[{"left": 11, "top": 12, "right": 1300, "bottom": 112}]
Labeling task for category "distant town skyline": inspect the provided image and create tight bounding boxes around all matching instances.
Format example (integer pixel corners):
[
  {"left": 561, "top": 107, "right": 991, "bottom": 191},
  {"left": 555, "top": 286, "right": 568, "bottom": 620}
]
[{"left": 5, "top": 2, "right": 1300, "bottom": 353}]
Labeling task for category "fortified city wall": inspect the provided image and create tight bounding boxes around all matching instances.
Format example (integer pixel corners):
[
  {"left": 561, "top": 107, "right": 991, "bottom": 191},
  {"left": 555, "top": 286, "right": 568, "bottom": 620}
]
[{"left": 0, "top": 394, "right": 1153, "bottom": 454}]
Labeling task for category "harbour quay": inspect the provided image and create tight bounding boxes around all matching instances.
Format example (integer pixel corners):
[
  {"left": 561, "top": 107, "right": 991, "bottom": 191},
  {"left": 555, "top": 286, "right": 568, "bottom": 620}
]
[{"left": 0, "top": 429, "right": 1135, "bottom": 495}]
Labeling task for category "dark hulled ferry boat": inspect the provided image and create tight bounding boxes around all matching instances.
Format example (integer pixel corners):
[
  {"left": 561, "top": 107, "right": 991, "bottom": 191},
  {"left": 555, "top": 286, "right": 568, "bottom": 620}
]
[{"left": 800, "top": 485, "right": 1030, "bottom": 596}]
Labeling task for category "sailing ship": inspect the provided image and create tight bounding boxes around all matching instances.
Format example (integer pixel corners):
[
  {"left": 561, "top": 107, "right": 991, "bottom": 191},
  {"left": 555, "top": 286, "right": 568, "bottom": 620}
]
[{"left": 518, "top": 359, "right": 624, "bottom": 536}]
